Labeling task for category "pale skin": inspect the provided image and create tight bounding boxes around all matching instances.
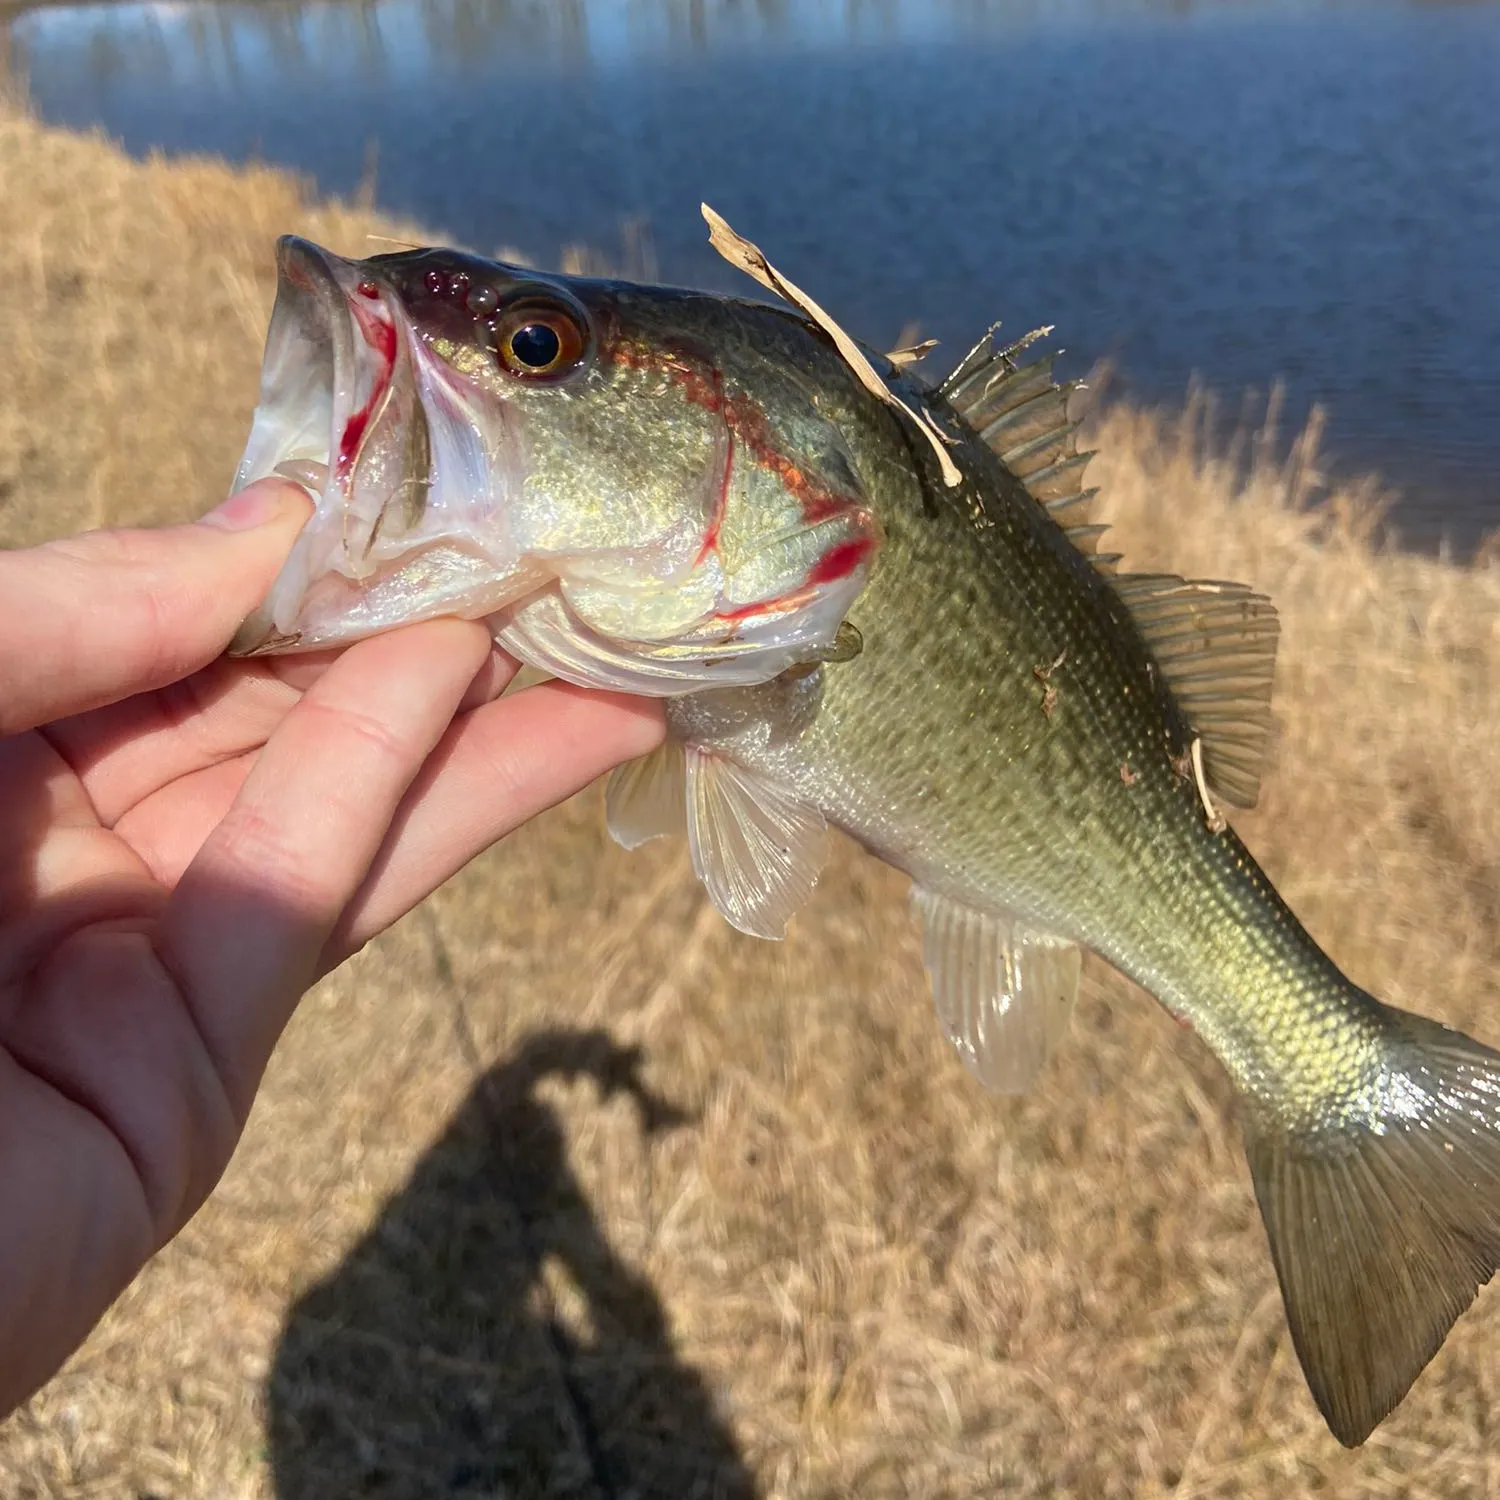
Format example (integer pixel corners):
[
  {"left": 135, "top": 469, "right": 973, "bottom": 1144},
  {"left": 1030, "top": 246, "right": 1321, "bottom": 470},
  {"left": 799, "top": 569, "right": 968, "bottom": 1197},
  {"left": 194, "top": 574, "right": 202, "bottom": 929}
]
[{"left": 0, "top": 479, "right": 665, "bottom": 1418}]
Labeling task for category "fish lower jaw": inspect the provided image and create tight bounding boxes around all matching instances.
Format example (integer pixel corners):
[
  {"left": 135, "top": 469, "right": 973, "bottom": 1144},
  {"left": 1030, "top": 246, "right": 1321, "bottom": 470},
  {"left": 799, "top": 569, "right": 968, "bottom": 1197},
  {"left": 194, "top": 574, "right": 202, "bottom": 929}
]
[{"left": 273, "top": 458, "right": 333, "bottom": 500}]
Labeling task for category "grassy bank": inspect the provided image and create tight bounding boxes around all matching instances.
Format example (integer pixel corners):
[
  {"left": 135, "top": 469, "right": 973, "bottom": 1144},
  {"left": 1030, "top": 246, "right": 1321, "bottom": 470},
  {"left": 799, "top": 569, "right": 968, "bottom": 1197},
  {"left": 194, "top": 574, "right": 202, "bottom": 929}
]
[{"left": 4, "top": 102, "right": 1500, "bottom": 1499}]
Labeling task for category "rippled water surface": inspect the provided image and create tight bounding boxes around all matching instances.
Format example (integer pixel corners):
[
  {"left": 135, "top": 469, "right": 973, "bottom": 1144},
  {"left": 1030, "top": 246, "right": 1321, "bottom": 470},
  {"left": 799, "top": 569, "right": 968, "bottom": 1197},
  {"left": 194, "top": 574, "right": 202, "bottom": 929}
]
[{"left": 9, "top": 0, "right": 1500, "bottom": 542}]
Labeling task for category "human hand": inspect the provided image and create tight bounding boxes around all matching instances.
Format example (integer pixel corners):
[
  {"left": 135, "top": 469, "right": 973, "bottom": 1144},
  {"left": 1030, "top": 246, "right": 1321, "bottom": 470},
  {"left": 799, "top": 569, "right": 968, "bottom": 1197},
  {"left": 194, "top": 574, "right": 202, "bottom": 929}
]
[{"left": 0, "top": 481, "right": 664, "bottom": 1417}]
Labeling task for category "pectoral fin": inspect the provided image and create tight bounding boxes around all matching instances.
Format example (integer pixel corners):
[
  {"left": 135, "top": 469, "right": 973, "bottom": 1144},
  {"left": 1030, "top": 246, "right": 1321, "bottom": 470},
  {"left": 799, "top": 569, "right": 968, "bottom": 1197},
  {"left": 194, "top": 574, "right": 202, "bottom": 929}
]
[
  {"left": 686, "top": 750, "right": 827, "bottom": 940},
  {"left": 605, "top": 741, "right": 688, "bottom": 849},
  {"left": 912, "top": 887, "right": 1081, "bottom": 1093},
  {"left": 604, "top": 741, "right": 827, "bottom": 940}
]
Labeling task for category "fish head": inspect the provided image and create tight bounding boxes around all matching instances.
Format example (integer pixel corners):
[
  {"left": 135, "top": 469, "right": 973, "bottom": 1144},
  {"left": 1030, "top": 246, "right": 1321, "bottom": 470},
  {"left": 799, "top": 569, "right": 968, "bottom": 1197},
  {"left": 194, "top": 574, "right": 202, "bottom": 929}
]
[{"left": 230, "top": 237, "right": 881, "bottom": 692}]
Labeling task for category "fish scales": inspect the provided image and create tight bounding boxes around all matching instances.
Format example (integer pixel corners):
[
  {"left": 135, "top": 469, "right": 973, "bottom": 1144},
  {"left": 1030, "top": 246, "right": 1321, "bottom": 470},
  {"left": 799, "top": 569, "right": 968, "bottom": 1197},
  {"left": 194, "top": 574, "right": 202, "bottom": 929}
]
[
  {"left": 225, "top": 220, "right": 1500, "bottom": 1449},
  {"left": 670, "top": 361, "right": 1368, "bottom": 1117}
]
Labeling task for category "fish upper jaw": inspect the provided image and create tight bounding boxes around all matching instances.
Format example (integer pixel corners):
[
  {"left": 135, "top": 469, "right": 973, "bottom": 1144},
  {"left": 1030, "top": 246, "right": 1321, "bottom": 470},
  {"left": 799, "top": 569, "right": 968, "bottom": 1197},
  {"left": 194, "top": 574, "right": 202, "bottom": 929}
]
[{"left": 229, "top": 236, "right": 548, "bottom": 654}]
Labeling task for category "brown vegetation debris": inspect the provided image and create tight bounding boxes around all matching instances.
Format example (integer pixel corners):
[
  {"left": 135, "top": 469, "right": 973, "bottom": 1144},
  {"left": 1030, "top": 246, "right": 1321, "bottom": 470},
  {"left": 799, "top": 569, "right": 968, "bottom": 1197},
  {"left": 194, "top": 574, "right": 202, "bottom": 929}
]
[
  {"left": 1033, "top": 649, "right": 1068, "bottom": 719},
  {"left": 702, "top": 202, "right": 962, "bottom": 486}
]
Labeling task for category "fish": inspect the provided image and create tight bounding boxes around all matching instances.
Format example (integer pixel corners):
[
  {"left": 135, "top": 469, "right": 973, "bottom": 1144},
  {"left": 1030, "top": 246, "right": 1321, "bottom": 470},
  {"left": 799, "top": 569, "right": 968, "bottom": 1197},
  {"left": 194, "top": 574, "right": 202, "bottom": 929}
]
[{"left": 227, "top": 213, "right": 1500, "bottom": 1447}]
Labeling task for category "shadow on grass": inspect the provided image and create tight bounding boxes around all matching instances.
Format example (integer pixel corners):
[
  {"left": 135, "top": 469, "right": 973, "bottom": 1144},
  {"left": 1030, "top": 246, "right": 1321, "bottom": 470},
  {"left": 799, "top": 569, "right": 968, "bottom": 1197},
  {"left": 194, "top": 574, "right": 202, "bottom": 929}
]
[{"left": 267, "top": 1028, "right": 756, "bottom": 1500}]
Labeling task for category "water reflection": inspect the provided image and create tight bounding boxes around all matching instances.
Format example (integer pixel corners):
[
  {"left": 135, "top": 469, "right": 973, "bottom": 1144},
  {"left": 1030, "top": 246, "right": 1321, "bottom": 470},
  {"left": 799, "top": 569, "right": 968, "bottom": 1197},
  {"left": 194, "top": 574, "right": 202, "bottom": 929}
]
[
  {"left": 7, "top": 0, "right": 1500, "bottom": 542},
  {"left": 13, "top": 0, "right": 1477, "bottom": 87}
]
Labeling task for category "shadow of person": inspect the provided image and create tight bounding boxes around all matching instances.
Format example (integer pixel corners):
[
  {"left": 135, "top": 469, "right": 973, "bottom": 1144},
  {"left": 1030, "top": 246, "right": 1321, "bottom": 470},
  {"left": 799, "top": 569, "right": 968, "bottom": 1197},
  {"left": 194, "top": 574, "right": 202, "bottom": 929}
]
[{"left": 268, "top": 1029, "right": 757, "bottom": 1500}]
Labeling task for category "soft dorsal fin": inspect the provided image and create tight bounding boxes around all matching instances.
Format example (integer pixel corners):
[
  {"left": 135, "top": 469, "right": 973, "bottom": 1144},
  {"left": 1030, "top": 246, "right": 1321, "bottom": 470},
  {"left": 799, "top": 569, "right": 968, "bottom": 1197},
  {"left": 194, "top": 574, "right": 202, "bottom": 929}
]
[
  {"left": 911, "top": 887, "right": 1081, "bottom": 1094},
  {"left": 938, "top": 326, "right": 1108, "bottom": 558},
  {"left": 1111, "top": 574, "right": 1280, "bottom": 808}
]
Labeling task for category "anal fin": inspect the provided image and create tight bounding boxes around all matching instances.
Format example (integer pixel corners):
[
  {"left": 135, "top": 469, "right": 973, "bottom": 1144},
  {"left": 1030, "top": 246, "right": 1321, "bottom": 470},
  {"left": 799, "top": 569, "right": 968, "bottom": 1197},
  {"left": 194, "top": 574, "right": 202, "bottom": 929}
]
[{"left": 912, "top": 887, "right": 1081, "bottom": 1094}]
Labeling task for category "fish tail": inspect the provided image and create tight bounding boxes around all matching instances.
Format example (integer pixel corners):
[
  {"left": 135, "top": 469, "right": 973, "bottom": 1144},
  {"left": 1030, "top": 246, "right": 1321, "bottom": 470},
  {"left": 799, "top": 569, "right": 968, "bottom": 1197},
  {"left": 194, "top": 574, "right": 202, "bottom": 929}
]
[{"left": 1245, "top": 1001, "right": 1500, "bottom": 1446}]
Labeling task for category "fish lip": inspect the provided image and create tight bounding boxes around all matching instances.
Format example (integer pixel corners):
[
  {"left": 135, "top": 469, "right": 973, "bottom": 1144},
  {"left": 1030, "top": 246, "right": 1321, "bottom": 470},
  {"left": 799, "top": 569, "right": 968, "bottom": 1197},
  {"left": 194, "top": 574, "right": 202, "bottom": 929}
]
[
  {"left": 233, "top": 236, "right": 355, "bottom": 497},
  {"left": 228, "top": 237, "right": 400, "bottom": 655},
  {"left": 228, "top": 238, "right": 553, "bottom": 658}
]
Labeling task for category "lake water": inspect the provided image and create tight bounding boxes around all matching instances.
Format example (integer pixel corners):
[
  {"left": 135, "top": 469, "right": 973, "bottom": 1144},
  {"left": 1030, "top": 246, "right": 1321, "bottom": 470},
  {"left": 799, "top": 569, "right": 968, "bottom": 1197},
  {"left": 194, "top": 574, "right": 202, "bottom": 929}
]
[{"left": 7, "top": 0, "right": 1499, "bottom": 545}]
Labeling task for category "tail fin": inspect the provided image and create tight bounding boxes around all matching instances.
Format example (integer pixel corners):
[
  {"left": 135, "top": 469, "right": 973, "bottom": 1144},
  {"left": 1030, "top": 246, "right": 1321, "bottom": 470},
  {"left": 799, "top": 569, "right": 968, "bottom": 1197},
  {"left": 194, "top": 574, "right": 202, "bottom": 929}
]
[{"left": 1245, "top": 1007, "right": 1500, "bottom": 1446}]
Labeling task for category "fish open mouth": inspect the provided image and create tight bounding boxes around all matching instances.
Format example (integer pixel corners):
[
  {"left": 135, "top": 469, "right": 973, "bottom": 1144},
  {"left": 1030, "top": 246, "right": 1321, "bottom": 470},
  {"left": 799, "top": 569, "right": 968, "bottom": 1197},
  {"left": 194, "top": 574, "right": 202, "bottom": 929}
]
[
  {"left": 227, "top": 236, "right": 546, "bottom": 655},
  {"left": 224, "top": 235, "right": 878, "bottom": 694},
  {"left": 229, "top": 237, "right": 361, "bottom": 652}
]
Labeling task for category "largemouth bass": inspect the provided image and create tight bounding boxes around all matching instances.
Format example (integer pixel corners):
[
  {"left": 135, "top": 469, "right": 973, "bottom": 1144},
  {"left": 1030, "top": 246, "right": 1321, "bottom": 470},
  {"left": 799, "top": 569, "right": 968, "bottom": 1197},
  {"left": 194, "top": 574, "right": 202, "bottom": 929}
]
[{"left": 227, "top": 217, "right": 1500, "bottom": 1447}]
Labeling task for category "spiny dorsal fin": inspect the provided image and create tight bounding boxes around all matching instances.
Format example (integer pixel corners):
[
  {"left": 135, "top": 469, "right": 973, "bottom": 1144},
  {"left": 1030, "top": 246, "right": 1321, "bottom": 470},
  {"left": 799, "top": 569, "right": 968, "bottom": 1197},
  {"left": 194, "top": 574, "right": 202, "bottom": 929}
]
[
  {"left": 939, "top": 327, "right": 1103, "bottom": 554},
  {"left": 1113, "top": 575, "right": 1280, "bottom": 808},
  {"left": 941, "top": 329, "right": 1279, "bottom": 802}
]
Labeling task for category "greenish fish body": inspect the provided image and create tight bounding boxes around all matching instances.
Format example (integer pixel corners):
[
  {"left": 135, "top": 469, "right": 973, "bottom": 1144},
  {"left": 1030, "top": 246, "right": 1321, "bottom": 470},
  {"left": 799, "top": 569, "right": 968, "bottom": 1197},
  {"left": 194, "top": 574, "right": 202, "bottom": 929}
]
[
  {"left": 230, "top": 228, "right": 1500, "bottom": 1447},
  {"left": 669, "top": 376, "right": 1355, "bottom": 1109}
]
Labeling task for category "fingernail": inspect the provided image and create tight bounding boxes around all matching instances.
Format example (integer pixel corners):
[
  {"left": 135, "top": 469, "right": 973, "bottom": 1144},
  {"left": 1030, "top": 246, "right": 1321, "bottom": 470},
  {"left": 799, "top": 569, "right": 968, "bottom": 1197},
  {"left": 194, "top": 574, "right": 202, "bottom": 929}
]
[{"left": 199, "top": 480, "right": 301, "bottom": 532}]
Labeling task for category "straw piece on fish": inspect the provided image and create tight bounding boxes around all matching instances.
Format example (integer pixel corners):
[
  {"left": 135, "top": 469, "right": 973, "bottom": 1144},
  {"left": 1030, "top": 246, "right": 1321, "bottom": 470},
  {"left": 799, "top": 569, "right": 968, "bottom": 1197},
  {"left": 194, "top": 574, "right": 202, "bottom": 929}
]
[
  {"left": 1190, "top": 736, "right": 1228, "bottom": 834},
  {"left": 888, "top": 338, "right": 940, "bottom": 368},
  {"left": 702, "top": 204, "right": 962, "bottom": 487}
]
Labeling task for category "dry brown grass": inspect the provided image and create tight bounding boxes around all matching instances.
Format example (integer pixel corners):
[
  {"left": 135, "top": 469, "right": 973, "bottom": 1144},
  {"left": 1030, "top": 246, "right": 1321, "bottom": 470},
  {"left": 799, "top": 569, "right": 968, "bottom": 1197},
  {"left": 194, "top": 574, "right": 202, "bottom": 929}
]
[{"left": 4, "top": 101, "right": 1500, "bottom": 1499}]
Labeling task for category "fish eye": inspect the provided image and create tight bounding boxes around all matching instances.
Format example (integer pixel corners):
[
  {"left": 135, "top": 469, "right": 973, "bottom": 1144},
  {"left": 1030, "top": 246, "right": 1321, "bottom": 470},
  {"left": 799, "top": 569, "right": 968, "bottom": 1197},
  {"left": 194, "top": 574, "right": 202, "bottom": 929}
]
[
  {"left": 511, "top": 322, "right": 559, "bottom": 367},
  {"left": 492, "top": 299, "right": 588, "bottom": 381}
]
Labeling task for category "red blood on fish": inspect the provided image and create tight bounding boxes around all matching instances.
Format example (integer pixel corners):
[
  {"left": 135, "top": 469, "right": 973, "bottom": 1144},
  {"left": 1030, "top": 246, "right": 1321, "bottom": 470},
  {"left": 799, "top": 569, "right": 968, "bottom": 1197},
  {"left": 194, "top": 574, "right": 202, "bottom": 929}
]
[
  {"left": 337, "top": 309, "right": 398, "bottom": 486},
  {"left": 806, "top": 536, "right": 875, "bottom": 587}
]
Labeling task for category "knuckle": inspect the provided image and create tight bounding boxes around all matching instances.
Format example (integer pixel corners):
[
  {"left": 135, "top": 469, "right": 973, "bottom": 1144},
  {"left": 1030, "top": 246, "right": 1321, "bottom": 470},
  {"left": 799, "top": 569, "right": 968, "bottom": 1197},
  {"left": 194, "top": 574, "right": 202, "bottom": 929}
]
[
  {"left": 213, "top": 801, "right": 331, "bottom": 913},
  {"left": 299, "top": 696, "right": 420, "bottom": 776},
  {"left": 126, "top": 581, "right": 187, "bottom": 684}
]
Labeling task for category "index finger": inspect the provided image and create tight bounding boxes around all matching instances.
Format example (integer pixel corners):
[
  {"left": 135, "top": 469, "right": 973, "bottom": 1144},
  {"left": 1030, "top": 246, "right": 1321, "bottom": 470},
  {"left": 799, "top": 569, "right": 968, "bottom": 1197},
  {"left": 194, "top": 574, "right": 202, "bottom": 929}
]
[{"left": 0, "top": 481, "right": 309, "bottom": 737}]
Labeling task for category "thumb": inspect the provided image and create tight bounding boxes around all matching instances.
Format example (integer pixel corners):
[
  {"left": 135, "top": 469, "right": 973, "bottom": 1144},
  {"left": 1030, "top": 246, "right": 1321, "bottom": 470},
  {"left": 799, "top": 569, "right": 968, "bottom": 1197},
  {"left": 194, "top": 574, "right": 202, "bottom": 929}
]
[{"left": 0, "top": 480, "right": 312, "bottom": 736}]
